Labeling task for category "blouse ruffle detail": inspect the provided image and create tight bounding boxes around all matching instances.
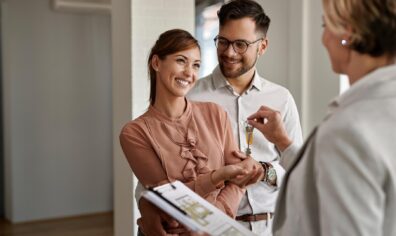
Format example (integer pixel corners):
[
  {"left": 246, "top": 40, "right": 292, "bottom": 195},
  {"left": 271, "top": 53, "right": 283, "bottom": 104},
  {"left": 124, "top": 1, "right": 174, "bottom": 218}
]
[
  {"left": 180, "top": 138, "right": 211, "bottom": 181},
  {"left": 160, "top": 114, "right": 211, "bottom": 182}
]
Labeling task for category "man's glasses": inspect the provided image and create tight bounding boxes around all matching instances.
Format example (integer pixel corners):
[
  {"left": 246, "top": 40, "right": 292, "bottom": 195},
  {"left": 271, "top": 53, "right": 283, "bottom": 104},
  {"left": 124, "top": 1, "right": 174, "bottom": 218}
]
[{"left": 214, "top": 36, "right": 263, "bottom": 54}]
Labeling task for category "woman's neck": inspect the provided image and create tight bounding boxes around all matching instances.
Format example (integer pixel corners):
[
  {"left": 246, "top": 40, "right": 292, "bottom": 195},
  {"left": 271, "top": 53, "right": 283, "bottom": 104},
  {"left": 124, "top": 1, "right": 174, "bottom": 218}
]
[
  {"left": 347, "top": 53, "right": 395, "bottom": 85},
  {"left": 153, "top": 96, "right": 187, "bottom": 119}
]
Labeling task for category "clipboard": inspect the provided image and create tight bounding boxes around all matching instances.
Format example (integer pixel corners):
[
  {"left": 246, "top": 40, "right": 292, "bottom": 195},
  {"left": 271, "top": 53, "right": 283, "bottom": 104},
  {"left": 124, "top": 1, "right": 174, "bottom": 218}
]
[{"left": 141, "top": 180, "right": 256, "bottom": 236}]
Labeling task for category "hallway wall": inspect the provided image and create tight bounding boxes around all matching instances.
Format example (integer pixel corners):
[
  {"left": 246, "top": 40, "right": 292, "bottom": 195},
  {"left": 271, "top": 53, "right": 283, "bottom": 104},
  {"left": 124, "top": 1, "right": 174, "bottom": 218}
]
[{"left": 1, "top": 0, "right": 113, "bottom": 222}]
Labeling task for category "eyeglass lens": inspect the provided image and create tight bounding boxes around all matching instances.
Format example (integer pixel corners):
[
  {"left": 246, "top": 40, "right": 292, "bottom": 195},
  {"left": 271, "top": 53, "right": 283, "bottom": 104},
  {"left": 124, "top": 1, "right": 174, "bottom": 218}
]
[{"left": 215, "top": 37, "right": 249, "bottom": 54}]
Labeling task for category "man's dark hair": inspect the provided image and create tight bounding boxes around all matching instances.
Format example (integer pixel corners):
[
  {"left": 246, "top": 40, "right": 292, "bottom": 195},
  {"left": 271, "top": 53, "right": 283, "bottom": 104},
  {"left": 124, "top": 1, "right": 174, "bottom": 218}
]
[{"left": 217, "top": 0, "right": 271, "bottom": 36}]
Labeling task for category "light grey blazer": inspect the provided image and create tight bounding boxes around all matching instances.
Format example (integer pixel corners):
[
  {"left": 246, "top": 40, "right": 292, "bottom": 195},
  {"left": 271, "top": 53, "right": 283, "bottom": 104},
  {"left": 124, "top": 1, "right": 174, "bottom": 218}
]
[{"left": 273, "top": 64, "right": 396, "bottom": 236}]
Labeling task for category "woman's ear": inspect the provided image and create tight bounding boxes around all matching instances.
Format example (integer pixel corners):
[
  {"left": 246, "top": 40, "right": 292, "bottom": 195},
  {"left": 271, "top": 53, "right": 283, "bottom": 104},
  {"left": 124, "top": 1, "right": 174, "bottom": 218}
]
[
  {"left": 151, "top": 55, "right": 160, "bottom": 72},
  {"left": 258, "top": 37, "right": 268, "bottom": 56},
  {"left": 341, "top": 25, "right": 353, "bottom": 46}
]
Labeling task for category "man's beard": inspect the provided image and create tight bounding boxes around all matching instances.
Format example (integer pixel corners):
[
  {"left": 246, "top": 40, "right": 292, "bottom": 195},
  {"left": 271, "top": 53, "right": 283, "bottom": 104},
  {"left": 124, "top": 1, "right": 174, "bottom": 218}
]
[{"left": 218, "top": 53, "right": 258, "bottom": 79}]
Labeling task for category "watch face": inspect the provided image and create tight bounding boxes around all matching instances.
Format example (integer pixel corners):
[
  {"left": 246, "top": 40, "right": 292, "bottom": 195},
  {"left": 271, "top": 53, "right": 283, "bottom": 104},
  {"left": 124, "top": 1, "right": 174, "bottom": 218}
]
[{"left": 267, "top": 168, "right": 277, "bottom": 184}]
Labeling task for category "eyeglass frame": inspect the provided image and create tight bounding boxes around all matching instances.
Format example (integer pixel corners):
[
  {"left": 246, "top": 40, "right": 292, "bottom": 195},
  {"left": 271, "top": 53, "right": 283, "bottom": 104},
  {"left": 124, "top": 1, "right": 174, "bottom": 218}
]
[{"left": 213, "top": 35, "right": 264, "bottom": 54}]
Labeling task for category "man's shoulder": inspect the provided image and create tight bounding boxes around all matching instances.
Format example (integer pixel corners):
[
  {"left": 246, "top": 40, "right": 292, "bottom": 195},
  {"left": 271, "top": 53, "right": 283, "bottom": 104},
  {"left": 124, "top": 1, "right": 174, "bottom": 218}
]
[
  {"left": 192, "top": 74, "right": 215, "bottom": 91},
  {"left": 188, "top": 74, "right": 219, "bottom": 100},
  {"left": 256, "top": 75, "right": 291, "bottom": 97}
]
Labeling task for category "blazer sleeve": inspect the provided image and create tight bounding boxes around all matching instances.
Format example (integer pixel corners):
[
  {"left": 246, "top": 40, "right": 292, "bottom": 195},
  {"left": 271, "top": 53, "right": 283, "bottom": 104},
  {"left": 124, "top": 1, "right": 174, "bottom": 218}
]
[{"left": 279, "top": 92, "right": 303, "bottom": 170}]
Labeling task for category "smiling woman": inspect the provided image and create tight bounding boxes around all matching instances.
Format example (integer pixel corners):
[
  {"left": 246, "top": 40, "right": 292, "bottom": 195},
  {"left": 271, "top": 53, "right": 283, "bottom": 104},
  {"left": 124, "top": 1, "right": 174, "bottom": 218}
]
[
  {"left": 146, "top": 29, "right": 202, "bottom": 110},
  {"left": 152, "top": 48, "right": 201, "bottom": 104},
  {"left": 119, "top": 29, "right": 262, "bottom": 235}
]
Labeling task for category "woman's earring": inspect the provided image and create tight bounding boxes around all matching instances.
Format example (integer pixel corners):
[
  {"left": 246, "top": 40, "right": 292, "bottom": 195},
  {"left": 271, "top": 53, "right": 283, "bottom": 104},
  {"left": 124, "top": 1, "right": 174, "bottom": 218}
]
[{"left": 341, "top": 39, "right": 348, "bottom": 46}]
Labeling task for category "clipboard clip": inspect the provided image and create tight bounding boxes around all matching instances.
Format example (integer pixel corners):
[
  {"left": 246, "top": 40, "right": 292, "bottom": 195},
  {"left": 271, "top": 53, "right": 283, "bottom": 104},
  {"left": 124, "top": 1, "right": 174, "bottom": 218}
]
[{"left": 148, "top": 186, "right": 188, "bottom": 216}]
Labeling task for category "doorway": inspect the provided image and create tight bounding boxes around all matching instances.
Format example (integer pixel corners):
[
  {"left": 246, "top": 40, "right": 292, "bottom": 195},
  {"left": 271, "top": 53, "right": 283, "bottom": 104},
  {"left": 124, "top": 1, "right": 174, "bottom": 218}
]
[
  {"left": 195, "top": 0, "right": 224, "bottom": 77},
  {"left": 0, "top": 2, "right": 4, "bottom": 218}
]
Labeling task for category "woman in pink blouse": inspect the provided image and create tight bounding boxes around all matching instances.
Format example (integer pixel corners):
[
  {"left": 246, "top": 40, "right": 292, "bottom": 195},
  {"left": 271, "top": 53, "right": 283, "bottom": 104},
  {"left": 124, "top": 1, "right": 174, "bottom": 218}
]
[{"left": 119, "top": 29, "right": 262, "bottom": 235}]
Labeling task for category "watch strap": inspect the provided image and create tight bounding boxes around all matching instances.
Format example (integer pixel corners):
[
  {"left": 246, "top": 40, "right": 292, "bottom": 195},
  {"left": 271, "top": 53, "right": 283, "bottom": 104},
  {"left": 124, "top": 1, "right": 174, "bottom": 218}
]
[{"left": 259, "top": 161, "right": 276, "bottom": 186}]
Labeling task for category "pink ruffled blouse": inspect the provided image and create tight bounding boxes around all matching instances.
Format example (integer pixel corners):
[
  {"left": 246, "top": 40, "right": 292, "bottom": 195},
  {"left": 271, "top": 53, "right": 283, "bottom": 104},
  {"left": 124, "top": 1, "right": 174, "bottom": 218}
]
[{"left": 120, "top": 100, "right": 245, "bottom": 217}]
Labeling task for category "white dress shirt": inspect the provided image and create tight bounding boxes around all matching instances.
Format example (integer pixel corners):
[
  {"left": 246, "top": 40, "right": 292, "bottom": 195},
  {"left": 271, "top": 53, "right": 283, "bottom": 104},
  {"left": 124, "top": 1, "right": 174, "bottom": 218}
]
[
  {"left": 188, "top": 66, "right": 303, "bottom": 235},
  {"left": 273, "top": 64, "right": 396, "bottom": 236}
]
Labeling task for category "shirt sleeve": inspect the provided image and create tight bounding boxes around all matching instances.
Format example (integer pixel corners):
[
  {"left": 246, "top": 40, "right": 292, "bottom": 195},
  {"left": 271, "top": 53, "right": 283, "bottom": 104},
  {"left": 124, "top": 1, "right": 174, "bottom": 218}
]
[
  {"left": 278, "top": 92, "right": 303, "bottom": 171},
  {"left": 280, "top": 142, "right": 301, "bottom": 171},
  {"left": 261, "top": 92, "right": 303, "bottom": 187},
  {"left": 213, "top": 183, "right": 245, "bottom": 218},
  {"left": 120, "top": 124, "right": 174, "bottom": 188},
  {"left": 283, "top": 92, "right": 303, "bottom": 146},
  {"left": 271, "top": 160, "right": 286, "bottom": 187},
  {"left": 314, "top": 123, "right": 385, "bottom": 236}
]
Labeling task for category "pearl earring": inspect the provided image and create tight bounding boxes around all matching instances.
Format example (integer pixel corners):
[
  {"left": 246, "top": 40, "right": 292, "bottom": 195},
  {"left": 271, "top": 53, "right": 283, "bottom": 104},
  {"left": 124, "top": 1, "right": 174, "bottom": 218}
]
[{"left": 341, "top": 39, "right": 348, "bottom": 46}]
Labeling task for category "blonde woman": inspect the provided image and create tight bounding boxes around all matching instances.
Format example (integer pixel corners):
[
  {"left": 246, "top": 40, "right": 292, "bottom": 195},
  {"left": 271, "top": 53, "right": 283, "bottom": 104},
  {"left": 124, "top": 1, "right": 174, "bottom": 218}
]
[{"left": 247, "top": 0, "right": 396, "bottom": 235}]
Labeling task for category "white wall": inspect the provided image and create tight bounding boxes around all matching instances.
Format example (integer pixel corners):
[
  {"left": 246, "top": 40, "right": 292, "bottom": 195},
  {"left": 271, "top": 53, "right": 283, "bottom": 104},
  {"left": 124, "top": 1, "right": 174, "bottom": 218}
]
[
  {"left": 2, "top": 0, "right": 112, "bottom": 222},
  {"left": 112, "top": 0, "right": 195, "bottom": 235},
  {"left": 256, "top": 0, "right": 290, "bottom": 88},
  {"left": 300, "top": 0, "right": 339, "bottom": 133}
]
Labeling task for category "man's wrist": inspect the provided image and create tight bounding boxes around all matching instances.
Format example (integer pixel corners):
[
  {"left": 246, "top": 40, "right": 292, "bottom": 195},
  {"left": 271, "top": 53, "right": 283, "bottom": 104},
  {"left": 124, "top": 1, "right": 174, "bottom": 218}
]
[{"left": 259, "top": 162, "right": 277, "bottom": 186}]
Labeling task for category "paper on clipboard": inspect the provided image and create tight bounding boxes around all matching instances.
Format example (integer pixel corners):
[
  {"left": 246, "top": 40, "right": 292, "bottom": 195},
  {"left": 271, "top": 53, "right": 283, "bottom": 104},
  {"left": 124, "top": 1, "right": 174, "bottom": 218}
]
[{"left": 141, "top": 180, "right": 256, "bottom": 236}]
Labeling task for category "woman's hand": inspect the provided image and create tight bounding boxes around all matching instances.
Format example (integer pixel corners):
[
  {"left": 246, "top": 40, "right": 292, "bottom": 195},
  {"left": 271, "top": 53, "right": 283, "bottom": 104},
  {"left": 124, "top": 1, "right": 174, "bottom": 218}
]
[
  {"left": 210, "top": 164, "right": 249, "bottom": 187},
  {"left": 138, "top": 198, "right": 184, "bottom": 236},
  {"left": 228, "top": 153, "right": 264, "bottom": 187},
  {"left": 211, "top": 154, "right": 264, "bottom": 188},
  {"left": 248, "top": 105, "right": 292, "bottom": 152}
]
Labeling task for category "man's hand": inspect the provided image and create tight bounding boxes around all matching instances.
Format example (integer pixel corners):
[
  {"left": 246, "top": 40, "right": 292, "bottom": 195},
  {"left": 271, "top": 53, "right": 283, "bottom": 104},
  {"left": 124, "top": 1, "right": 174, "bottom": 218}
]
[
  {"left": 228, "top": 153, "right": 264, "bottom": 187},
  {"left": 138, "top": 198, "right": 187, "bottom": 236},
  {"left": 248, "top": 105, "right": 292, "bottom": 151}
]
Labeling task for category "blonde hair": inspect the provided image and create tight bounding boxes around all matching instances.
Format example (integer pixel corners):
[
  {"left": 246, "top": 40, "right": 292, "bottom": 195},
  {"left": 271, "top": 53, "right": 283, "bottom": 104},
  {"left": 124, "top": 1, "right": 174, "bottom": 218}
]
[{"left": 323, "top": 0, "right": 396, "bottom": 56}]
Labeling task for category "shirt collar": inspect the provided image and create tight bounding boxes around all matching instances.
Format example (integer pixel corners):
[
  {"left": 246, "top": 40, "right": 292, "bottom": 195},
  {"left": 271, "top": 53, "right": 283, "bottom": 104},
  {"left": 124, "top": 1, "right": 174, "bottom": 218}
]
[
  {"left": 211, "top": 65, "right": 262, "bottom": 92},
  {"left": 327, "top": 64, "right": 396, "bottom": 116},
  {"left": 251, "top": 71, "right": 262, "bottom": 91}
]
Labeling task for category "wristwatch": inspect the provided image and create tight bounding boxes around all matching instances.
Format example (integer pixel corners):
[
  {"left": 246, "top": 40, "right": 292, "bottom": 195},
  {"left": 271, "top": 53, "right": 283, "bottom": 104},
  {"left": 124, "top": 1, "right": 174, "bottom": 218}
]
[{"left": 260, "top": 162, "right": 277, "bottom": 186}]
